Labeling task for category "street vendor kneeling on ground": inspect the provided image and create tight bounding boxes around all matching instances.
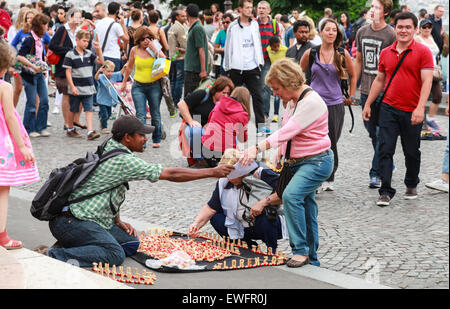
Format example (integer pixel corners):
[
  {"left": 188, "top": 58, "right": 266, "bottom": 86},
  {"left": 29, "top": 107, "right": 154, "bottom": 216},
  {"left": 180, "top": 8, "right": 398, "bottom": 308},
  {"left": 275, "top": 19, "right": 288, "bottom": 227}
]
[
  {"left": 188, "top": 149, "right": 288, "bottom": 251},
  {"left": 35, "top": 115, "right": 234, "bottom": 267}
]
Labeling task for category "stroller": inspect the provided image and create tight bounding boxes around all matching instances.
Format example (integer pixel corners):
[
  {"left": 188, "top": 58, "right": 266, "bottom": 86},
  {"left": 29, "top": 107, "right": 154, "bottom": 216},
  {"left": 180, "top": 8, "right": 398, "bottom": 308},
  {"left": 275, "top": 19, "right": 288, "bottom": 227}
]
[{"left": 104, "top": 76, "right": 167, "bottom": 140}]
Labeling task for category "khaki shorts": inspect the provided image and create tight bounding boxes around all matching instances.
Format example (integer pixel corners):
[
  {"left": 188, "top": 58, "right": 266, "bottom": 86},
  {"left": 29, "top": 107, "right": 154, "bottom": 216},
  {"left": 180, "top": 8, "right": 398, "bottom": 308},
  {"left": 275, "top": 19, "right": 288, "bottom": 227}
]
[{"left": 55, "top": 76, "right": 69, "bottom": 95}]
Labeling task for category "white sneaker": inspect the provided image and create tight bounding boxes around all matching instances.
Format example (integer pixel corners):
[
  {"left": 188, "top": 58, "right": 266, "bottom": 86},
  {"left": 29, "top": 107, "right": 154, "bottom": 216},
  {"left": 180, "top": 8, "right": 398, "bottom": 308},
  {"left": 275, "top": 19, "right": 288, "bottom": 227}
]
[
  {"left": 425, "top": 179, "right": 449, "bottom": 193},
  {"left": 39, "top": 130, "right": 51, "bottom": 137},
  {"left": 52, "top": 106, "right": 60, "bottom": 114},
  {"left": 322, "top": 181, "right": 334, "bottom": 191},
  {"left": 47, "top": 121, "right": 52, "bottom": 127},
  {"left": 29, "top": 132, "right": 41, "bottom": 138}
]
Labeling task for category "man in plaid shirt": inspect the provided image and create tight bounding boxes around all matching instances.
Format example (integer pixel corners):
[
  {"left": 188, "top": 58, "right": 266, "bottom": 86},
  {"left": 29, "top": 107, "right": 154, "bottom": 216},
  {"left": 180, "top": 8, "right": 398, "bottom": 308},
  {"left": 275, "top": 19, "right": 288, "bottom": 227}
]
[{"left": 39, "top": 115, "right": 234, "bottom": 267}]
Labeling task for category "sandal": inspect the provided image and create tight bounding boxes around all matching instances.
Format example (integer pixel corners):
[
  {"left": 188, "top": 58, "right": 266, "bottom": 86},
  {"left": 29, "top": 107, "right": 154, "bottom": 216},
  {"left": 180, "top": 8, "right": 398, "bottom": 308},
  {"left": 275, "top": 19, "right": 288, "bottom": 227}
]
[
  {"left": 286, "top": 256, "right": 309, "bottom": 268},
  {"left": 0, "top": 230, "right": 23, "bottom": 250},
  {"left": 74, "top": 122, "right": 88, "bottom": 129},
  {"left": 152, "top": 143, "right": 161, "bottom": 148},
  {"left": 1, "top": 239, "right": 23, "bottom": 250}
]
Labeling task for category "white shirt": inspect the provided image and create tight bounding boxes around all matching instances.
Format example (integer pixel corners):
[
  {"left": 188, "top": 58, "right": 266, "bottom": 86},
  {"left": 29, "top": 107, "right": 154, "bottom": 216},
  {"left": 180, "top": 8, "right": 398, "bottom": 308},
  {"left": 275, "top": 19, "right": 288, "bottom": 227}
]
[
  {"left": 64, "top": 23, "right": 80, "bottom": 47},
  {"left": 94, "top": 17, "right": 124, "bottom": 59},
  {"left": 241, "top": 25, "right": 258, "bottom": 70}
]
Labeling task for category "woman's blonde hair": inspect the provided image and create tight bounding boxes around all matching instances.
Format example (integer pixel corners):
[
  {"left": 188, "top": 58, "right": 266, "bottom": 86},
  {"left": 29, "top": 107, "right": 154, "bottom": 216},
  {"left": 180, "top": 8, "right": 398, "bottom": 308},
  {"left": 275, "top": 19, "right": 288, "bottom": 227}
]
[
  {"left": 265, "top": 58, "right": 305, "bottom": 91},
  {"left": 230, "top": 86, "right": 251, "bottom": 120},
  {"left": 21, "top": 9, "right": 38, "bottom": 33},
  {"left": 15, "top": 7, "right": 31, "bottom": 30},
  {"left": 299, "top": 15, "right": 317, "bottom": 39},
  {"left": 219, "top": 148, "right": 240, "bottom": 165}
]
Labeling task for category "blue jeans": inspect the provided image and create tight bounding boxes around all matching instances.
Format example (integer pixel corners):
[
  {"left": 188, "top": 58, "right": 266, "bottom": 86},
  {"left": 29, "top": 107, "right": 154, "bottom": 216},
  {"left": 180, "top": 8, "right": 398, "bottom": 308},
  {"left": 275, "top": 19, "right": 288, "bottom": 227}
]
[
  {"left": 378, "top": 103, "right": 422, "bottom": 198},
  {"left": 210, "top": 213, "right": 283, "bottom": 250},
  {"left": 131, "top": 82, "right": 163, "bottom": 143},
  {"left": 360, "top": 93, "right": 380, "bottom": 178},
  {"left": 282, "top": 150, "right": 334, "bottom": 266},
  {"left": 274, "top": 96, "right": 280, "bottom": 115},
  {"left": 22, "top": 73, "right": 49, "bottom": 134},
  {"left": 169, "top": 59, "right": 184, "bottom": 106},
  {"left": 47, "top": 215, "right": 139, "bottom": 267},
  {"left": 261, "top": 61, "right": 272, "bottom": 117},
  {"left": 184, "top": 125, "right": 205, "bottom": 159},
  {"left": 99, "top": 105, "right": 112, "bottom": 129}
]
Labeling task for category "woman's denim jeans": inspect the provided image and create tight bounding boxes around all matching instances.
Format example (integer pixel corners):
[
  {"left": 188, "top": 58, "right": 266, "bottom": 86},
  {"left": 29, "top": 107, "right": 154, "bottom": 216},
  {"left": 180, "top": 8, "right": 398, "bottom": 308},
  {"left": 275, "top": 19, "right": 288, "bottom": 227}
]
[
  {"left": 282, "top": 149, "right": 334, "bottom": 266},
  {"left": 47, "top": 215, "right": 139, "bottom": 267},
  {"left": 184, "top": 124, "right": 205, "bottom": 159},
  {"left": 131, "top": 82, "right": 162, "bottom": 143},
  {"left": 22, "top": 73, "right": 49, "bottom": 134}
]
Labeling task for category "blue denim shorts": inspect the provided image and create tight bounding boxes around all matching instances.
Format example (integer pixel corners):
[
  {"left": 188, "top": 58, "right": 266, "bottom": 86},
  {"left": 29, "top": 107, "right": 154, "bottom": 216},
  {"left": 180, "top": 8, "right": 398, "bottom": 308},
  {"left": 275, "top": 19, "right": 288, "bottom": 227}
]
[{"left": 69, "top": 95, "right": 94, "bottom": 113}]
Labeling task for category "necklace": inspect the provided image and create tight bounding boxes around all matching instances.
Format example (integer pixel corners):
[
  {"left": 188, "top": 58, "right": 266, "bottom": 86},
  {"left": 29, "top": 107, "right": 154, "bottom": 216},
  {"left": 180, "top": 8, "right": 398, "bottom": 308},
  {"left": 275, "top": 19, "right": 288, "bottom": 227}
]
[{"left": 320, "top": 49, "right": 334, "bottom": 65}]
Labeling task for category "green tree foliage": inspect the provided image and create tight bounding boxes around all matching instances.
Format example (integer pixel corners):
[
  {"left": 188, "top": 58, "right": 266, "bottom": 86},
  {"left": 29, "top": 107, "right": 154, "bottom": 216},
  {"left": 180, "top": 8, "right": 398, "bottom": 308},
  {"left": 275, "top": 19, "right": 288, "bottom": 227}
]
[{"left": 161, "top": 0, "right": 400, "bottom": 24}]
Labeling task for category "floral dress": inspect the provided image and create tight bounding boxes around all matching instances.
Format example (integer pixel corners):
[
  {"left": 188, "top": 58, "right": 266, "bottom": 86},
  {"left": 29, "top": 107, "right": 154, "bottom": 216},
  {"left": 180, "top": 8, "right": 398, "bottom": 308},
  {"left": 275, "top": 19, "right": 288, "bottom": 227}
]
[{"left": 0, "top": 80, "right": 39, "bottom": 186}]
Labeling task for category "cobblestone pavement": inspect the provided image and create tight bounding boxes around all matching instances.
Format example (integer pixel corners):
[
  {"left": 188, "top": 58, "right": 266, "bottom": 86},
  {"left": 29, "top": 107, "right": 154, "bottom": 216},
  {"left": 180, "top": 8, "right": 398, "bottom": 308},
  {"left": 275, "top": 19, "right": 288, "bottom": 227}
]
[{"left": 17, "top": 87, "right": 448, "bottom": 289}]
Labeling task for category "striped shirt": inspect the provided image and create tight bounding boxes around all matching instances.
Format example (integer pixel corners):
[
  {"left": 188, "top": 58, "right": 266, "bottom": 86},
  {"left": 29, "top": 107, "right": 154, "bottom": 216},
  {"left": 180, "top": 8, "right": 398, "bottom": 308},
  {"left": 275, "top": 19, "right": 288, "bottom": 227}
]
[
  {"left": 63, "top": 48, "right": 98, "bottom": 96},
  {"left": 258, "top": 18, "right": 279, "bottom": 62}
]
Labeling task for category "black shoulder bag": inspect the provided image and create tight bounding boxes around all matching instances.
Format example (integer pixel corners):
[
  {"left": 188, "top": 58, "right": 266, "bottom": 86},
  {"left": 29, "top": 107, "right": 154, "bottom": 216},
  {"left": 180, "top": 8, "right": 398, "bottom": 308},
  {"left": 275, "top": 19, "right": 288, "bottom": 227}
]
[
  {"left": 275, "top": 87, "right": 313, "bottom": 198},
  {"left": 371, "top": 49, "right": 411, "bottom": 125}
]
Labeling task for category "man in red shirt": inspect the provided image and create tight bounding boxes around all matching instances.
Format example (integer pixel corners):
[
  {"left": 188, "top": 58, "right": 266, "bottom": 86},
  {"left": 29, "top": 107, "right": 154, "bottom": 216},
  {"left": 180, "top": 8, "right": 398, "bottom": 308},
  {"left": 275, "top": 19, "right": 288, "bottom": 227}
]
[{"left": 362, "top": 12, "right": 434, "bottom": 206}]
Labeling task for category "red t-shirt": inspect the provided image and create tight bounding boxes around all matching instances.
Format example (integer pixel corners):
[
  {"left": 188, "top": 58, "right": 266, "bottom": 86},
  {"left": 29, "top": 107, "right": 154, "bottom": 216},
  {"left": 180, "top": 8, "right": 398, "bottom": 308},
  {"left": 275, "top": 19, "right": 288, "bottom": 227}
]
[{"left": 378, "top": 40, "right": 434, "bottom": 112}]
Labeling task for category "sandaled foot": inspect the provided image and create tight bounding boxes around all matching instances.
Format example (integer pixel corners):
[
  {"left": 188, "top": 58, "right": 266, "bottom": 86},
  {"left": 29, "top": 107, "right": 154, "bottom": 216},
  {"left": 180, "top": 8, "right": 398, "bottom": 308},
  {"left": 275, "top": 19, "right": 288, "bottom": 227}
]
[
  {"left": 152, "top": 143, "right": 161, "bottom": 148},
  {"left": 286, "top": 255, "right": 309, "bottom": 268},
  {"left": 33, "top": 245, "right": 49, "bottom": 255},
  {"left": 2, "top": 239, "right": 24, "bottom": 250}
]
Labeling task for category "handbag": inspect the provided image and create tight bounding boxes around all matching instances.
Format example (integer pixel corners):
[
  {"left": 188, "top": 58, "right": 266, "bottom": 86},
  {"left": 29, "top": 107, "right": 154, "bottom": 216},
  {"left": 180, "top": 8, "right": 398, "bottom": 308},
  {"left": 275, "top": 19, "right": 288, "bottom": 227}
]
[
  {"left": 371, "top": 49, "right": 411, "bottom": 125},
  {"left": 151, "top": 57, "right": 171, "bottom": 81},
  {"left": 433, "top": 57, "right": 443, "bottom": 81},
  {"left": 275, "top": 87, "right": 313, "bottom": 198},
  {"left": 15, "top": 39, "right": 49, "bottom": 75},
  {"left": 47, "top": 28, "right": 67, "bottom": 65}
]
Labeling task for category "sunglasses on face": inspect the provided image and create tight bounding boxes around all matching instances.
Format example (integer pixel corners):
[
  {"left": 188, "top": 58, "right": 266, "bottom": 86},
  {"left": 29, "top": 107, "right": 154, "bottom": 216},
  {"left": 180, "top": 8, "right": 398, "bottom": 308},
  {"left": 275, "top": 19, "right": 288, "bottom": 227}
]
[
  {"left": 223, "top": 21, "right": 230, "bottom": 24},
  {"left": 421, "top": 25, "right": 432, "bottom": 29}
]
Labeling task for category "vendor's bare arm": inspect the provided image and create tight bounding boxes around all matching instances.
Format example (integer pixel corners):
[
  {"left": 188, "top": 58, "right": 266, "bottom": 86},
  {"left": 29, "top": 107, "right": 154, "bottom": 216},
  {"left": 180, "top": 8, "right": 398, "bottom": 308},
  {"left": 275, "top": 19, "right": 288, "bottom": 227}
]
[{"left": 159, "top": 165, "right": 234, "bottom": 182}]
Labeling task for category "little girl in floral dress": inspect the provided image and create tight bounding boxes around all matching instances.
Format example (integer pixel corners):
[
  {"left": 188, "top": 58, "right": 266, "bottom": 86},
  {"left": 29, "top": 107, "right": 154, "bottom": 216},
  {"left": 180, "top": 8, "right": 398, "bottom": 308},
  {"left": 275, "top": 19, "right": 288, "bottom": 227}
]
[{"left": 0, "top": 41, "right": 40, "bottom": 249}]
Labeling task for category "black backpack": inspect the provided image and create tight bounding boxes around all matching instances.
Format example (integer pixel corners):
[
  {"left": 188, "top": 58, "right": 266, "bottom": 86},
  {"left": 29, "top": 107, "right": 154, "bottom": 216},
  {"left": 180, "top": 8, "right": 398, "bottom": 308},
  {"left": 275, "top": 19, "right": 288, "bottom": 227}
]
[
  {"left": 30, "top": 139, "right": 129, "bottom": 221},
  {"left": 348, "top": 18, "right": 365, "bottom": 50}
]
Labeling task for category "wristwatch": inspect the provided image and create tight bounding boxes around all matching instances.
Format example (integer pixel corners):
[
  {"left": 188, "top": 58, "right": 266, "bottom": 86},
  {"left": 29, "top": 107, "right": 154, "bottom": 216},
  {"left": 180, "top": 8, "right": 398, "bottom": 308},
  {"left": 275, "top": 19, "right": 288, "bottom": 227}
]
[{"left": 265, "top": 195, "right": 271, "bottom": 205}]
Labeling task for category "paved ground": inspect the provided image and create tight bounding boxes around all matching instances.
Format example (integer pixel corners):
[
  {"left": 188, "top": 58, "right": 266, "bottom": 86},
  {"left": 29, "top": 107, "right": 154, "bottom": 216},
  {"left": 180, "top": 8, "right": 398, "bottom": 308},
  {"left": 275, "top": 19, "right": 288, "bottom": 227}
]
[{"left": 14, "top": 86, "right": 449, "bottom": 289}]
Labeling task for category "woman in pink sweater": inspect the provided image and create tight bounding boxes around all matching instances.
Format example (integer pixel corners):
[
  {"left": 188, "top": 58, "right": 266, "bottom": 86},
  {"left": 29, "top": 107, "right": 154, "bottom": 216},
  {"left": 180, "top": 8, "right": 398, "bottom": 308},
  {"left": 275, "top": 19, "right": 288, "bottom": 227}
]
[
  {"left": 239, "top": 58, "right": 333, "bottom": 268},
  {"left": 202, "top": 87, "right": 250, "bottom": 159}
]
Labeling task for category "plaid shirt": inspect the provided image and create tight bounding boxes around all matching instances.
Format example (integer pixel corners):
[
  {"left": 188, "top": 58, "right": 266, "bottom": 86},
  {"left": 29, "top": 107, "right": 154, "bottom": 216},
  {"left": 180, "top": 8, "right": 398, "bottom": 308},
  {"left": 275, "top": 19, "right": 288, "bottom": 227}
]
[{"left": 69, "top": 139, "right": 163, "bottom": 229}]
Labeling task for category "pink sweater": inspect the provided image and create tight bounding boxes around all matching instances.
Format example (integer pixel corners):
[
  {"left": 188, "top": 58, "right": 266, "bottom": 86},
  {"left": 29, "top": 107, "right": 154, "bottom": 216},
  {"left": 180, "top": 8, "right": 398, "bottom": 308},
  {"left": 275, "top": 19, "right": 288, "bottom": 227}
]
[
  {"left": 202, "top": 96, "right": 249, "bottom": 152},
  {"left": 266, "top": 91, "right": 331, "bottom": 158}
]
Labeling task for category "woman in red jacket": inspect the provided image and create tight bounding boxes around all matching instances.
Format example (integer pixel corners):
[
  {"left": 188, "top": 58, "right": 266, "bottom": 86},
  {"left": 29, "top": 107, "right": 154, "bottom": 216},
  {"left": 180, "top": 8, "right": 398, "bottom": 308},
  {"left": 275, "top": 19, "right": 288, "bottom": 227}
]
[{"left": 202, "top": 87, "right": 251, "bottom": 161}]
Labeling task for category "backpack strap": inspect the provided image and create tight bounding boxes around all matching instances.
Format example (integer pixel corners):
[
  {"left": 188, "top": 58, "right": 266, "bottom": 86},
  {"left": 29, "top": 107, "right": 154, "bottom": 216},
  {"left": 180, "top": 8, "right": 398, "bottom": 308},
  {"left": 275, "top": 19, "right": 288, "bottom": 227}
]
[
  {"left": 305, "top": 45, "right": 320, "bottom": 85},
  {"left": 102, "top": 21, "right": 116, "bottom": 52},
  {"left": 272, "top": 19, "right": 277, "bottom": 35},
  {"left": 68, "top": 147, "right": 130, "bottom": 215},
  {"left": 201, "top": 89, "right": 210, "bottom": 103}
]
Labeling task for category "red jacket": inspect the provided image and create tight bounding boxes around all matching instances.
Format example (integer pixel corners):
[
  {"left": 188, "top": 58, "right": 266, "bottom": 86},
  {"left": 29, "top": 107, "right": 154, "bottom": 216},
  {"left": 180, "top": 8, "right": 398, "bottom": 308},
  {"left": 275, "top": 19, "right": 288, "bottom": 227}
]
[{"left": 201, "top": 96, "right": 248, "bottom": 152}]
